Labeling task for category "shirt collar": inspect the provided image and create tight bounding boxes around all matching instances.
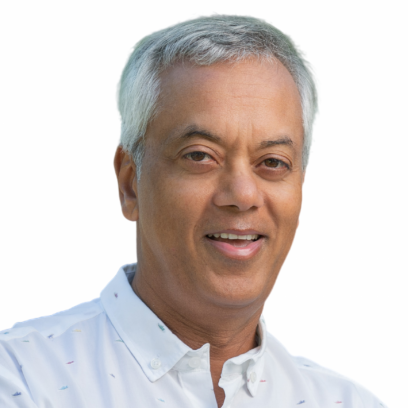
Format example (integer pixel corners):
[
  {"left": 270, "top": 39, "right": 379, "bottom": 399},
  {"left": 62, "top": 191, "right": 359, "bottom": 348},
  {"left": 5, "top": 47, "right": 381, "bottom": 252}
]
[
  {"left": 101, "top": 263, "right": 267, "bottom": 396},
  {"left": 221, "top": 316, "right": 267, "bottom": 397},
  {"left": 101, "top": 263, "right": 191, "bottom": 382}
]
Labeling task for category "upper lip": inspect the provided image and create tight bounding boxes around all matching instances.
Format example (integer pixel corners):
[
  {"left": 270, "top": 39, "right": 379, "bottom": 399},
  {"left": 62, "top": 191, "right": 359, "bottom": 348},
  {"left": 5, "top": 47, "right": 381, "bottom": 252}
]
[{"left": 205, "top": 229, "right": 266, "bottom": 237}]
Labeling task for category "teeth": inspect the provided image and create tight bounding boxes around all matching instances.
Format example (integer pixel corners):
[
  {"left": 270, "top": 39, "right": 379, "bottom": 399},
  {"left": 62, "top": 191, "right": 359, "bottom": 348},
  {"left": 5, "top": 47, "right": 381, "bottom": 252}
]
[{"left": 208, "top": 233, "right": 259, "bottom": 240}]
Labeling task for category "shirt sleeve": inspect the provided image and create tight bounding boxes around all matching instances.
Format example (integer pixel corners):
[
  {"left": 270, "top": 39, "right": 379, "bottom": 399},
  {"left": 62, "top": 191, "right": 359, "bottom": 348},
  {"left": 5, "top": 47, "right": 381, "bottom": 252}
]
[
  {"left": 353, "top": 381, "right": 388, "bottom": 408},
  {"left": 0, "top": 342, "right": 38, "bottom": 408}
]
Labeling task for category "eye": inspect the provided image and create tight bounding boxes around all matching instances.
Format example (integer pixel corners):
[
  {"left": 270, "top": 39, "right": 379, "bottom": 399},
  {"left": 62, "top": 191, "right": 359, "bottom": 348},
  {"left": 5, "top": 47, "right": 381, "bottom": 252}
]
[
  {"left": 263, "top": 158, "right": 288, "bottom": 169},
  {"left": 184, "top": 151, "right": 213, "bottom": 162}
]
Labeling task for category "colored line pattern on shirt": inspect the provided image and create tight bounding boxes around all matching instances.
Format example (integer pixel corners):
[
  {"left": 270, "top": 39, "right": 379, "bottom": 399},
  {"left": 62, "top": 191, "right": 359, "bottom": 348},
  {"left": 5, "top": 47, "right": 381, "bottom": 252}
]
[
  {"left": 21, "top": 340, "right": 30, "bottom": 342},
  {"left": 114, "top": 293, "right": 118, "bottom": 298},
  {"left": 297, "top": 401, "right": 306, "bottom": 405},
  {"left": 72, "top": 329, "right": 82, "bottom": 332},
  {"left": 110, "top": 374, "right": 116, "bottom": 378},
  {"left": 66, "top": 361, "right": 74, "bottom": 364},
  {"left": 158, "top": 398, "right": 165, "bottom": 402},
  {"left": 3, "top": 331, "right": 10, "bottom": 335},
  {"left": 158, "top": 324, "right": 165, "bottom": 332},
  {"left": 12, "top": 392, "right": 21, "bottom": 397},
  {"left": 335, "top": 402, "right": 342, "bottom": 404},
  {"left": 48, "top": 334, "right": 54, "bottom": 339},
  {"left": 59, "top": 386, "right": 68, "bottom": 391}
]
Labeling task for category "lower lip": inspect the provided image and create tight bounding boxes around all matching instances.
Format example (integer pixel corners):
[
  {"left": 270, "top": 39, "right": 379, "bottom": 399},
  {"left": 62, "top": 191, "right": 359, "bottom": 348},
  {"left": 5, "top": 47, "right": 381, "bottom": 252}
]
[{"left": 205, "top": 237, "right": 264, "bottom": 260}]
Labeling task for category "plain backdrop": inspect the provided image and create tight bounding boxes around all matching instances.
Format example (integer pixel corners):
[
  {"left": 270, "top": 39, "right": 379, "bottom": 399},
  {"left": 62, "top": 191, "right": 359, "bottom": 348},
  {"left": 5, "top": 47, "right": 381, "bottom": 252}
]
[{"left": 1, "top": 1, "right": 407, "bottom": 406}]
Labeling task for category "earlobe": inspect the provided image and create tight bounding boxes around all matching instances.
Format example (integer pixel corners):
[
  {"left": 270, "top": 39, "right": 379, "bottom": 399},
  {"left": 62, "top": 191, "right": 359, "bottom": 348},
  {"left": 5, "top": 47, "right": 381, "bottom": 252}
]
[{"left": 114, "top": 146, "right": 139, "bottom": 221}]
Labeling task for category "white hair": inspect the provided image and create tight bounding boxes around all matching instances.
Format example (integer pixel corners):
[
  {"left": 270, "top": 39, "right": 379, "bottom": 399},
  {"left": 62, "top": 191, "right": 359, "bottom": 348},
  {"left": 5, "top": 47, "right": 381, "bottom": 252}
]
[{"left": 118, "top": 15, "right": 318, "bottom": 176}]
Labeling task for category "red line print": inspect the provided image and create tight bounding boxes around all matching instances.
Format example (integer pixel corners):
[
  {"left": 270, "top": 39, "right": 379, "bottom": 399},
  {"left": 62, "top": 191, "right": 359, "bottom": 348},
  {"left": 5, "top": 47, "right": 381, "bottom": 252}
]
[
  {"left": 260, "top": 380, "right": 266, "bottom": 382},
  {"left": 335, "top": 402, "right": 342, "bottom": 404},
  {"left": 66, "top": 361, "right": 74, "bottom": 364}
]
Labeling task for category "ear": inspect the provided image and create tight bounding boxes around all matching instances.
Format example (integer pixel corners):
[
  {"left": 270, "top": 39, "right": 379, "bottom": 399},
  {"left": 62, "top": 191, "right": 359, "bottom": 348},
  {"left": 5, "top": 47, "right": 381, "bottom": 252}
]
[
  {"left": 297, "top": 170, "right": 306, "bottom": 229},
  {"left": 114, "top": 146, "right": 139, "bottom": 221}
]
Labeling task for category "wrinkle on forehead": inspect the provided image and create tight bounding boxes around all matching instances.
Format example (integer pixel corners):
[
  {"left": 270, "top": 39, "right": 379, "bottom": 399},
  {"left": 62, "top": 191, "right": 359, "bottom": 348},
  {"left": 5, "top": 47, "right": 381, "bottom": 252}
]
[
  {"left": 146, "top": 58, "right": 303, "bottom": 159},
  {"left": 158, "top": 58, "right": 300, "bottom": 108}
]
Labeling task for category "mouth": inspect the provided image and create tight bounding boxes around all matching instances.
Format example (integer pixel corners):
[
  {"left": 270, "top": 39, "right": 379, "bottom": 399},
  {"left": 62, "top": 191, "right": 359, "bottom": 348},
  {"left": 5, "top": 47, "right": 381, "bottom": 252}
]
[{"left": 205, "top": 231, "right": 265, "bottom": 260}]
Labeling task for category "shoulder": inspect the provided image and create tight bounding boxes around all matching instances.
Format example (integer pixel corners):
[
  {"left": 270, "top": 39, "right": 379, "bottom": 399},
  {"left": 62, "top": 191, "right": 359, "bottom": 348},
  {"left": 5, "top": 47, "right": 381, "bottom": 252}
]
[
  {"left": 0, "top": 298, "right": 107, "bottom": 405},
  {"left": 293, "top": 355, "right": 386, "bottom": 406},
  {"left": 0, "top": 298, "right": 104, "bottom": 344},
  {"left": 264, "top": 332, "right": 387, "bottom": 408}
]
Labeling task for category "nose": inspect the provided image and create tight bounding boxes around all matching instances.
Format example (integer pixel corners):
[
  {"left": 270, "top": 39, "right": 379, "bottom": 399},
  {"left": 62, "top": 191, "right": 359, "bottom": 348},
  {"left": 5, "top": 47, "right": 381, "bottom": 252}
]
[{"left": 213, "top": 166, "right": 264, "bottom": 211}]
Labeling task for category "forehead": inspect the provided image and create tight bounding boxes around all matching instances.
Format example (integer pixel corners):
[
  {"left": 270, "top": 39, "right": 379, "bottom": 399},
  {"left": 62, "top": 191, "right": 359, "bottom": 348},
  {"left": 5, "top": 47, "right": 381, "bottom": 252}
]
[{"left": 151, "top": 59, "right": 303, "bottom": 149}]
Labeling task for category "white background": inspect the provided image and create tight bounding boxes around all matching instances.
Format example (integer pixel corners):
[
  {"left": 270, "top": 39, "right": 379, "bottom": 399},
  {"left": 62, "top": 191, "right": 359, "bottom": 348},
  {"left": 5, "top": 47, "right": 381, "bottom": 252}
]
[{"left": 1, "top": 1, "right": 407, "bottom": 406}]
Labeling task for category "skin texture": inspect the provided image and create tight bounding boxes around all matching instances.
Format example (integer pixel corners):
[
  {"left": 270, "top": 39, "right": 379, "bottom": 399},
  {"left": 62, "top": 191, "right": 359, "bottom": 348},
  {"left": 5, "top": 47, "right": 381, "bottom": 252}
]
[{"left": 114, "top": 59, "right": 304, "bottom": 407}]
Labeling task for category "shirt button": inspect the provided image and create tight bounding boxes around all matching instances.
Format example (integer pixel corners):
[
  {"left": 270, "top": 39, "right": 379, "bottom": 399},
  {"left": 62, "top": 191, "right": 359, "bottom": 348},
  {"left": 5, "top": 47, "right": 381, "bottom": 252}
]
[
  {"left": 249, "top": 372, "right": 257, "bottom": 383},
  {"left": 188, "top": 357, "right": 201, "bottom": 369},
  {"left": 150, "top": 358, "right": 162, "bottom": 370}
]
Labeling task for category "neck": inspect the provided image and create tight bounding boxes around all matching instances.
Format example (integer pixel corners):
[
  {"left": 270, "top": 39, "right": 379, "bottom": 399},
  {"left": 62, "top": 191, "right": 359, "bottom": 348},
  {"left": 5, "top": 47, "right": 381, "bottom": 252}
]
[{"left": 132, "top": 262, "right": 263, "bottom": 351}]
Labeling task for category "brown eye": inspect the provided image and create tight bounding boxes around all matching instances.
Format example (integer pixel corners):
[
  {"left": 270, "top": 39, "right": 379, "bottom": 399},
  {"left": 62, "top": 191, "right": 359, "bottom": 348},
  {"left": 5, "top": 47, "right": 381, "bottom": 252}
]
[
  {"left": 264, "top": 158, "right": 282, "bottom": 168},
  {"left": 186, "top": 152, "right": 209, "bottom": 161}
]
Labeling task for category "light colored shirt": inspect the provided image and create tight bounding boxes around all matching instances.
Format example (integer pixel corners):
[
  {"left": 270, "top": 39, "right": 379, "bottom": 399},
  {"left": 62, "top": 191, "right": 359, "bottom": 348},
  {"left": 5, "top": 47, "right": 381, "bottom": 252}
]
[{"left": 0, "top": 263, "right": 386, "bottom": 408}]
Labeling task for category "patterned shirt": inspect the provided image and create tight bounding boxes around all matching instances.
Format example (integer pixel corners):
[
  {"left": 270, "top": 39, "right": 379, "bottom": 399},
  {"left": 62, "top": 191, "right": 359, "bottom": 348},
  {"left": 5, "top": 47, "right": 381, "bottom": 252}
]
[{"left": 0, "top": 263, "right": 386, "bottom": 407}]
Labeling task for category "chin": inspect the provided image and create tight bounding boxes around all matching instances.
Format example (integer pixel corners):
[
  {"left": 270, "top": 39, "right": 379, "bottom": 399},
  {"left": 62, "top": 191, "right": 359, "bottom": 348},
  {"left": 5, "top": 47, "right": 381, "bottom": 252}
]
[{"left": 199, "top": 271, "right": 273, "bottom": 309}]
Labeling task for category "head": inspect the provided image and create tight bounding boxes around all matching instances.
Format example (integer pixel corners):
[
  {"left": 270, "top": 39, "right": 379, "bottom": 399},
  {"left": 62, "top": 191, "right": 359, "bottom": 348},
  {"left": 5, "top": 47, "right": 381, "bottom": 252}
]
[
  {"left": 115, "top": 15, "right": 317, "bottom": 318},
  {"left": 118, "top": 15, "right": 317, "bottom": 176}
]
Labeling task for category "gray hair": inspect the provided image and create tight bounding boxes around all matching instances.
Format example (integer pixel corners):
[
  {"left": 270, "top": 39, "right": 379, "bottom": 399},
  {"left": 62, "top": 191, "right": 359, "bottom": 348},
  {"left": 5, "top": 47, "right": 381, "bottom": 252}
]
[{"left": 118, "top": 15, "right": 318, "bottom": 176}]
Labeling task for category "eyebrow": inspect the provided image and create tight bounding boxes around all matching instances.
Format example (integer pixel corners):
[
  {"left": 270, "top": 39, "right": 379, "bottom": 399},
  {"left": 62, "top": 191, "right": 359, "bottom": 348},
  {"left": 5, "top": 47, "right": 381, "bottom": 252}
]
[
  {"left": 258, "top": 136, "right": 294, "bottom": 150},
  {"left": 177, "top": 125, "right": 222, "bottom": 143}
]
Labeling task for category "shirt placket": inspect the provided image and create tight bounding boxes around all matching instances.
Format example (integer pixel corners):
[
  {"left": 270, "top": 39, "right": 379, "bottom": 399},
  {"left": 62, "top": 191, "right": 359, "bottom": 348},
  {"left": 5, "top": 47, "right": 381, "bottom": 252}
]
[
  {"left": 218, "top": 361, "right": 248, "bottom": 408},
  {"left": 176, "top": 345, "right": 218, "bottom": 408}
]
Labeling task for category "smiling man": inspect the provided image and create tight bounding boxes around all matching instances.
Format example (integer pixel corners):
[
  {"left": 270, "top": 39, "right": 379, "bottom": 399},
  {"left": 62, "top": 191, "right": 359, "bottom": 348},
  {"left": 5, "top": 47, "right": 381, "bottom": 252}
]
[{"left": 0, "top": 15, "right": 386, "bottom": 408}]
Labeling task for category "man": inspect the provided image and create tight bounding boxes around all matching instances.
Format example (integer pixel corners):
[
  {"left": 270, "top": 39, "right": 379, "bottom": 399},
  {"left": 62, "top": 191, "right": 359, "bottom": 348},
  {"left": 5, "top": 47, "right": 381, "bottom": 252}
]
[{"left": 0, "top": 15, "right": 386, "bottom": 408}]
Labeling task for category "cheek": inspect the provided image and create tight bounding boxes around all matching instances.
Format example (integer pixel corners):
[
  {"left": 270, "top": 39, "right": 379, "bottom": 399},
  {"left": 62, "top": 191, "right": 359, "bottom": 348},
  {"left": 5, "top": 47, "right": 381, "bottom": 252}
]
[
  {"left": 138, "top": 164, "right": 213, "bottom": 239},
  {"left": 265, "top": 181, "right": 303, "bottom": 230}
]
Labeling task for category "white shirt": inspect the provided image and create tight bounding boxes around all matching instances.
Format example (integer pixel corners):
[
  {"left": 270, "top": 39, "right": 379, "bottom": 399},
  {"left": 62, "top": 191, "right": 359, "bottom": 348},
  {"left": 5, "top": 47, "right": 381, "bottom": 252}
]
[{"left": 0, "top": 264, "right": 386, "bottom": 408}]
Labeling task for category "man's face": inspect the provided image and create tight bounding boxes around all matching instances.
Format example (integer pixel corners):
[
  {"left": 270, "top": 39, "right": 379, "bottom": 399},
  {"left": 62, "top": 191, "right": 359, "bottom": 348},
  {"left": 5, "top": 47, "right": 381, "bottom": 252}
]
[{"left": 129, "top": 59, "right": 304, "bottom": 309}]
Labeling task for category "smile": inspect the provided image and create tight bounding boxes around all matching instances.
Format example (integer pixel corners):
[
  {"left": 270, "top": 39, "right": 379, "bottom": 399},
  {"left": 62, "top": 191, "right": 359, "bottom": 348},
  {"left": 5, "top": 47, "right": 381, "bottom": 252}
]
[
  {"left": 207, "top": 233, "right": 259, "bottom": 241},
  {"left": 205, "top": 231, "right": 265, "bottom": 260}
]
